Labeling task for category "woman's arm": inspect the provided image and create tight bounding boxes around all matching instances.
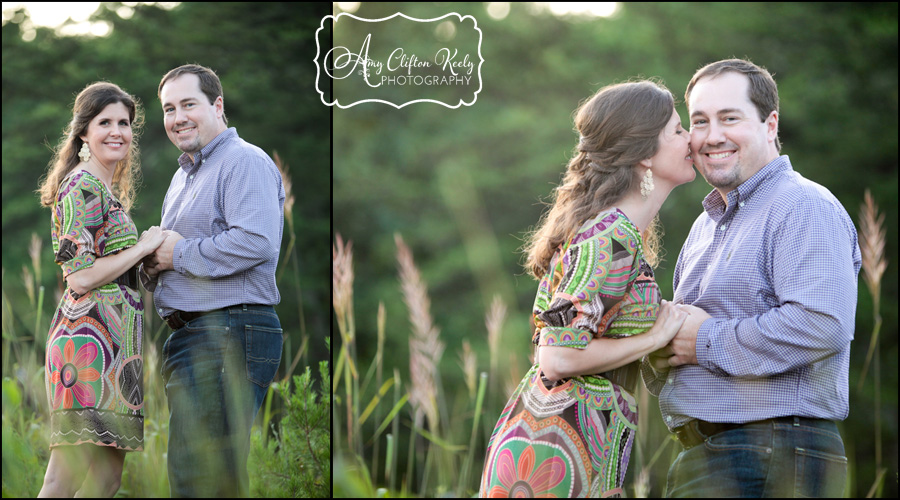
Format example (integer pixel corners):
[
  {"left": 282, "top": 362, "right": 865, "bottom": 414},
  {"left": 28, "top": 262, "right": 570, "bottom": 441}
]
[
  {"left": 541, "top": 300, "right": 687, "bottom": 381},
  {"left": 67, "top": 227, "right": 166, "bottom": 295}
]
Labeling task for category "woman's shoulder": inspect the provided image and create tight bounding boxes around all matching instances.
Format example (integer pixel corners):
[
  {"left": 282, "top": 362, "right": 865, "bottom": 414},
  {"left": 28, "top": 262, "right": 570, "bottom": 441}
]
[
  {"left": 568, "top": 208, "right": 641, "bottom": 256},
  {"left": 56, "top": 168, "right": 107, "bottom": 203}
]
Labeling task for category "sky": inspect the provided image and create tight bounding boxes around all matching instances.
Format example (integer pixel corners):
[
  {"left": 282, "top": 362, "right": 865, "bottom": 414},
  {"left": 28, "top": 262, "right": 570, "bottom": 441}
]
[{"left": 1, "top": 2, "right": 178, "bottom": 39}]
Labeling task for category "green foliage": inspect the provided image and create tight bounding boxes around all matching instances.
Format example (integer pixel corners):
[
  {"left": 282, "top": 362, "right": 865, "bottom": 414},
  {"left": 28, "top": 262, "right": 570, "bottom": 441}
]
[
  {"left": 2, "top": 378, "right": 45, "bottom": 498},
  {"left": 250, "top": 361, "right": 331, "bottom": 498}
]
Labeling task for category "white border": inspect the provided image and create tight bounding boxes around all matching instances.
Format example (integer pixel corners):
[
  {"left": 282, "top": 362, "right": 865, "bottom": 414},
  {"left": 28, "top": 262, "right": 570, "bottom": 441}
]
[{"left": 315, "top": 11, "right": 484, "bottom": 109}]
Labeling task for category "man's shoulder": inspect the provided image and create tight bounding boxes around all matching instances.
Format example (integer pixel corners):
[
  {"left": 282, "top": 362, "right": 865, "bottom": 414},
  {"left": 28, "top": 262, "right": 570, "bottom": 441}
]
[
  {"left": 218, "top": 130, "right": 276, "bottom": 169},
  {"left": 767, "top": 167, "right": 849, "bottom": 219}
]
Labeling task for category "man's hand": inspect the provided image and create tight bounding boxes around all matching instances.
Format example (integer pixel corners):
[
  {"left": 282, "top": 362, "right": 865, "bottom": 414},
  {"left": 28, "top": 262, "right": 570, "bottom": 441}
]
[
  {"left": 666, "top": 304, "right": 712, "bottom": 367},
  {"left": 143, "top": 229, "right": 184, "bottom": 276},
  {"left": 141, "top": 252, "right": 160, "bottom": 278},
  {"left": 647, "top": 346, "right": 673, "bottom": 372}
]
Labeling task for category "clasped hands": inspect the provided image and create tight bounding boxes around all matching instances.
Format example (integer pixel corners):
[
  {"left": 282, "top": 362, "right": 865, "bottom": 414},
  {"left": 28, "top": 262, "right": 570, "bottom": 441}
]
[
  {"left": 648, "top": 300, "right": 712, "bottom": 371},
  {"left": 137, "top": 226, "right": 184, "bottom": 278}
]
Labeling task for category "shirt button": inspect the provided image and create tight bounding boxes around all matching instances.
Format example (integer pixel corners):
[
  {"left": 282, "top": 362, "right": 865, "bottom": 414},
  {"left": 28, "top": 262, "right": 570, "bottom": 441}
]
[
  {"left": 720, "top": 225, "right": 727, "bottom": 231},
  {"left": 666, "top": 416, "right": 672, "bottom": 423},
  {"left": 667, "top": 377, "right": 674, "bottom": 384},
  {"left": 739, "top": 202, "right": 745, "bottom": 208}
]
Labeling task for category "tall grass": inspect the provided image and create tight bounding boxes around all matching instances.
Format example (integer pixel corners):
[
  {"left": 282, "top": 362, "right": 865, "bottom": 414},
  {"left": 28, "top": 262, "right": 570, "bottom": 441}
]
[
  {"left": 333, "top": 233, "right": 496, "bottom": 497},
  {"left": 856, "top": 189, "right": 889, "bottom": 498}
]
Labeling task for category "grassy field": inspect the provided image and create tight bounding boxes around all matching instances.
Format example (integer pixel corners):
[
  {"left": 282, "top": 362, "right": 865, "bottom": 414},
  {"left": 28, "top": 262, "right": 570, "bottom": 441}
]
[{"left": 2, "top": 250, "right": 329, "bottom": 497}]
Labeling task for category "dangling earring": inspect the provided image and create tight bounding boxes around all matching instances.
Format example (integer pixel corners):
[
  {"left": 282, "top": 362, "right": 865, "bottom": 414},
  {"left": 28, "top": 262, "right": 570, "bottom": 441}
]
[
  {"left": 640, "top": 168, "right": 654, "bottom": 199},
  {"left": 79, "top": 142, "right": 91, "bottom": 163}
]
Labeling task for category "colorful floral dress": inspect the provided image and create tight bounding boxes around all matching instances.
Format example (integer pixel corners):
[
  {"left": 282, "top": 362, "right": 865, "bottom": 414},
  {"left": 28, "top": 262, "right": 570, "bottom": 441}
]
[
  {"left": 45, "top": 169, "right": 144, "bottom": 451},
  {"left": 479, "top": 209, "right": 659, "bottom": 497}
]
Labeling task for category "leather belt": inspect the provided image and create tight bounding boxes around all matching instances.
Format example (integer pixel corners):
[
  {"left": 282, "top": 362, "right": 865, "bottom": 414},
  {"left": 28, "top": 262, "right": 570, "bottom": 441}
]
[
  {"left": 163, "top": 304, "right": 256, "bottom": 330},
  {"left": 672, "top": 417, "right": 830, "bottom": 449},
  {"left": 673, "top": 419, "right": 744, "bottom": 449},
  {"left": 164, "top": 309, "right": 212, "bottom": 330}
]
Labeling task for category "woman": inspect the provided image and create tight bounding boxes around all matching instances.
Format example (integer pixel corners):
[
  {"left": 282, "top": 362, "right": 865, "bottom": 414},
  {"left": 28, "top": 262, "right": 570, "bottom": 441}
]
[
  {"left": 479, "top": 80, "right": 696, "bottom": 497},
  {"left": 36, "top": 82, "right": 167, "bottom": 497}
]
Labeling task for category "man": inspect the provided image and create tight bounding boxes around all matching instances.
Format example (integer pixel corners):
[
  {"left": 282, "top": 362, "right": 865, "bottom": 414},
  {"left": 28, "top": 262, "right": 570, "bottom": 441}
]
[
  {"left": 141, "top": 64, "right": 286, "bottom": 497},
  {"left": 641, "top": 59, "right": 861, "bottom": 497}
]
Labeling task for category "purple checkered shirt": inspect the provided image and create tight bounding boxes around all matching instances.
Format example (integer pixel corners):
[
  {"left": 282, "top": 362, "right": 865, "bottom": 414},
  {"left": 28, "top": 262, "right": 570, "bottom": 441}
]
[
  {"left": 641, "top": 155, "right": 861, "bottom": 430},
  {"left": 141, "top": 127, "right": 285, "bottom": 318}
]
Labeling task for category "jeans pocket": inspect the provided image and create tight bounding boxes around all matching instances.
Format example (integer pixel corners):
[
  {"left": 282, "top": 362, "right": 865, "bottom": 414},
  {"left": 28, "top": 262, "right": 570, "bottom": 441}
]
[
  {"left": 245, "top": 325, "right": 284, "bottom": 388},
  {"left": 794, "top": 447, "right": 847, "bottom": 497}
]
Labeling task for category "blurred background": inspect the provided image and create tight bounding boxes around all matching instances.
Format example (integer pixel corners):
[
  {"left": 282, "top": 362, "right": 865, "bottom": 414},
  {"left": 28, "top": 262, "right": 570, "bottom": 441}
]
[
  {"left": 2, "top": 2, "right": 330, "bottom": 496},
  {"left": 333, "top": 2, "right": 897, "bottom": 497}
]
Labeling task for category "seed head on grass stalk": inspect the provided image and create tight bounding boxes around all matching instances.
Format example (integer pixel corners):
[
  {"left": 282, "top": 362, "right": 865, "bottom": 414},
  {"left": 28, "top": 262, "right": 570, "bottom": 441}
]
[
  {"left": 485, "top": 294, "right": 506, "bottom": 389},
  {"left": 458, "top": 339, "right": 477, "bottom": 401},
  {"left": 856, "top": 189, "right": 888, "bottom": 390},
  {"left": 859, "top": 189, "right": 887, "bottom": 311},
  {"left": 30, "top": 232, "right": 43, "bottom": 285},
  {"left": 272, "top": 152, "right": 295, "bottom": 234},
  {"left": 395, "top": 233, "right": 443, "bottom": 435},
  {"left": 333, "top": 233, "right": 359, "bottom": 452},
  {"left": 332, "top": 234, "right": 354, "bottom": 340}
]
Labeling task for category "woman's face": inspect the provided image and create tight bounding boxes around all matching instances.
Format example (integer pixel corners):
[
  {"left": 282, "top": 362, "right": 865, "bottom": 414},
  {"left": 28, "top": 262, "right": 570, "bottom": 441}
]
[
  {"left": 646, "top": 109, "right": 695, "bottom": 188},
  {"left": 79, "top": 102, "right": 132, "bottom": 168}
]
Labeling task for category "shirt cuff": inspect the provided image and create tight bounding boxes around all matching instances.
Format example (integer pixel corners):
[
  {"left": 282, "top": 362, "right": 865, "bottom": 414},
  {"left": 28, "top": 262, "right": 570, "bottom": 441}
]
[
  {"left": 695, "top": 318, "right": 721, "bottom": 373},
  {"left": 138, "top": 263, "right": 157, "bottom": 292},
  {"left": 639, "top": 356, "right": 666, "bottom": 396},
  {"left": 172, "top": 238, "right": 187, "bottom": 274},
  {"left": 539, "top": 327, "right": 591, "bottom": 349}
]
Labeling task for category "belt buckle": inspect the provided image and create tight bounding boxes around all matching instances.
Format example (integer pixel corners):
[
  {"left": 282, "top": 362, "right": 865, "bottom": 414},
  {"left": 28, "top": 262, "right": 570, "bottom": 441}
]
[
  {"left": 165, "top": 311, "right": 185, "bottom": 330},
  {"left": 674, "top": 420, "right": 704, "bottom": 449}
]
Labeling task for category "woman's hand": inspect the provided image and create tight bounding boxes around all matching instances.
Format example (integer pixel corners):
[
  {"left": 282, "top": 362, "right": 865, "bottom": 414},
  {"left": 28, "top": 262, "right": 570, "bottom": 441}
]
[
  {"left": 647, "top": 300, "right": 689, "bottom": 352},
  {"left": 137, "top": 226, "right": 167, "bottom": 256}
]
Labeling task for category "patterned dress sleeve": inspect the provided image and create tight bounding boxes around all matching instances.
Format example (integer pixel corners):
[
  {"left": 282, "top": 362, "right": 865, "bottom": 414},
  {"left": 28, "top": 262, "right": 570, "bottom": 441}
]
[
  {"left": 532, "top": 217, "right": 641, "bottom": 351},
  {"left": 52, "top": 173, "right": 107, "bottom": 281}
]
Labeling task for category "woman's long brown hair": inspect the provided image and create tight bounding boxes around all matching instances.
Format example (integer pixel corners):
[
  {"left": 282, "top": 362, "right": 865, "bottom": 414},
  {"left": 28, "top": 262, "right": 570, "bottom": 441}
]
[{"left": 523, "top": 80, "right": 673, "bottom": 279}]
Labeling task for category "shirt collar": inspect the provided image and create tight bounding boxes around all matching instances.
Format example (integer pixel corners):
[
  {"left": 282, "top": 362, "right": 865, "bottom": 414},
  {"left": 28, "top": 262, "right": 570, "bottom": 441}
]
[
  {"left": 701, "top": 155, "right": 792, "bottom": 222},
  {"left": 177, "top": 127, "right": 238, "bottom": 173}
]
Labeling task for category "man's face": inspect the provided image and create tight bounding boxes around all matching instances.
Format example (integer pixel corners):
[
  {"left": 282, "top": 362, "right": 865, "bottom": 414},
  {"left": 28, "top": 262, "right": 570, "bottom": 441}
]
[
  {"left": 161, "top": 73, "right": 223, "bottom": 158},
  {"left": 688, "top": 71, "right": 778, "bottom": 194}
]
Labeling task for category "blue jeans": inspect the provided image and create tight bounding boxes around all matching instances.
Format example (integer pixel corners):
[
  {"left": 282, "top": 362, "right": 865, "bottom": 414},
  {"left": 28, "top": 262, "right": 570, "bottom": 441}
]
[
  {"left": 160, "top": 304, "right": 283, "bottom": 497},
  {"left": 666, "top": 417, "right": 847, "bottom": 497}
]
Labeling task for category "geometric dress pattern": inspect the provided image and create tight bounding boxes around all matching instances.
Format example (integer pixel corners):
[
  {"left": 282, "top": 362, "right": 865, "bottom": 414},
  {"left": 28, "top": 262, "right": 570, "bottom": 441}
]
[
  {"left": 480, "top": 209, "right": 660, "bottom": 497},
  {"left": 45, "top": 169, "right": 143, "bottom": 451}
]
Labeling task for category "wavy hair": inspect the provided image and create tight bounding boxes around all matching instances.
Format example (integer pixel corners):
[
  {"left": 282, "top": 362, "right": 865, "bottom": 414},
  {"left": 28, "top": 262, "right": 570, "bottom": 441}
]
[
  {"left": 37, "top": 82, "right": 144, "bottom": 212},
  {"left": 523, "top": 80, "right": 674, "bottom": 279}
]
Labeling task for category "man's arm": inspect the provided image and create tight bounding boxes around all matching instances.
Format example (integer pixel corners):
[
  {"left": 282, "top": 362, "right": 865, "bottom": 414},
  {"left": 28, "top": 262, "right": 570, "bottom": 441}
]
[
  {"left": 151, "top": 155, "right": 284, "bottom": 279},
  {"left": 669, "top": 197, "right": 860, "bottom": 377}
]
